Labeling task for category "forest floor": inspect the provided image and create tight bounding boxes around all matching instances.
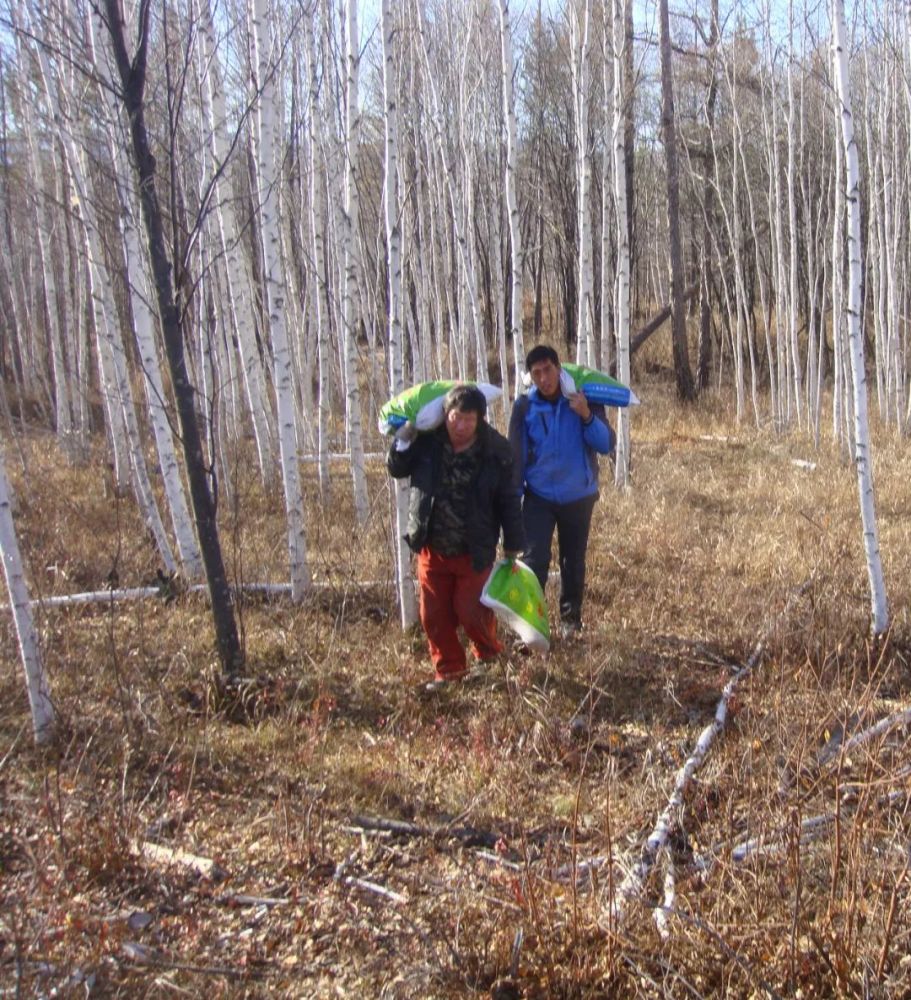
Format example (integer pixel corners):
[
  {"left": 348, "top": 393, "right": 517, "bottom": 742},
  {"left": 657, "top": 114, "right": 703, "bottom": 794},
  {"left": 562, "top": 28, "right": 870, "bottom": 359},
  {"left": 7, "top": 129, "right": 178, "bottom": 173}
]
[{"left": 3, "top": 375, "right": 911, "bottom": 998}]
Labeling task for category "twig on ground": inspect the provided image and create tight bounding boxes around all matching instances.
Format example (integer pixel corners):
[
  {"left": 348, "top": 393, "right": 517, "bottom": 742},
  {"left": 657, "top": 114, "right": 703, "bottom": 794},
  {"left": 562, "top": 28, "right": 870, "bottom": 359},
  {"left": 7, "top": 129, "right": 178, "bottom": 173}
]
[
  {"left": 334, "top": 853, "right": 407, "bottom": 904},
  {"left": 0, "top": 725, "right": 26, "bottom": 773},
  {"left": 599, "top": 580, "right": 812, "bottom": 927},
  {"left": 474, "top": 849, "right": 524, "bottom": 871},
  {"left": 350, "top": 814, "right": 426, "bottom": 837},
  {"left": 348, "top": 812, "right": 503, "bottom": 850},
  {"left": 655, "top": 846, "right": 676, "bottom": 940},
  {"left": 840, "top": 706, "right": 911, "bottom": 756},
  {"left": 216, "top": 894, "right": 291, "bottom": 908},
  {"left": 339, "top": 875, "right": 408, "bottom": 905},
  {"left": 648, "top": 905, "right": 784, "bottom": 1000},
  {"left": 510, "top": 928, "right": 524, "bottom": 977},
  {"left": 133, "top": 841, "right": 228, "bottom": 882},
  {"left": 120, "top": 941, "right": 265, "bottom": 979}
]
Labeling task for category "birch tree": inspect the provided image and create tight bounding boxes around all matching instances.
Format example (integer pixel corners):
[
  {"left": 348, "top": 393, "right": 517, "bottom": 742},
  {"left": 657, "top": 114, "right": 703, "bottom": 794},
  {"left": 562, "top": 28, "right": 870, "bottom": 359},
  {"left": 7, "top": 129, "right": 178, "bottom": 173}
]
[
  {"left": 23, "top": 1, "right": 180, "bottom": 577},
  {"left": 87, "top": 7, "right": 204, "bottom": 581},
  {"left": 197, "top": 0, "right": 277, "bottom": 485},
  {"left": 0, "top": 447, "right": 55, "bottom": 743},
  {"left": 14, "top": 39, "right": 75, "bottom": 459},
  {"left": 786, "top": 0, "right": 803, "bottom": 425},
  {"left": 342, "top": 0, "right": 370, "bottom": 524},
  {"left": 611, "top": 0, "right": 632, "bottom": 486},
  {"left": 571, "top": 0, "right": 595, "bottom": 367},
  {"left": 252, "top": 0, "right": 311, "bottom": 599},
  {"left": 497, "top": 0, "right": 525, "bottom": 399},
  {"left": 99, "top": 0, "right": 243, "bottom": 676},
  {"left": 384, "top": 0, "right": 417, "bottom": 628},
  {"left": 831, "top": 0, "right": 889, "bottom": 635},
  {"left": 304, "top": 9, "right": 332, "bottom": 501},
  {"left": 21, "top": 1, "right": 132, "bottom": 487},
  {"left": 658, "top": 0, "right": 695, "bottom": 401}
]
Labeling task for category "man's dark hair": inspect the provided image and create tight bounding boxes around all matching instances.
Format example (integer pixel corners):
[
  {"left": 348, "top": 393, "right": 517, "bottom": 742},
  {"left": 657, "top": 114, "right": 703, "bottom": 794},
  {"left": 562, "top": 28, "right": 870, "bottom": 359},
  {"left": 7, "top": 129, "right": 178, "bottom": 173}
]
[
  {"left": 443, "top": 383, "right": 487, "bottom": 419},
  {"left": 525, "top": 344, "right": 560, "bottom": 369}
]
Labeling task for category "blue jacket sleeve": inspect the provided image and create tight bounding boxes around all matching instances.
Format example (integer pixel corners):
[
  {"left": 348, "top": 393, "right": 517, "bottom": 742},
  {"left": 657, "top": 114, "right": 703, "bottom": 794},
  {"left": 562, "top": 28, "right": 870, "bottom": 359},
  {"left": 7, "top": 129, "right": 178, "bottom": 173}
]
[{"left": 582, "top": 403, "right": 614, "bottom": 455}]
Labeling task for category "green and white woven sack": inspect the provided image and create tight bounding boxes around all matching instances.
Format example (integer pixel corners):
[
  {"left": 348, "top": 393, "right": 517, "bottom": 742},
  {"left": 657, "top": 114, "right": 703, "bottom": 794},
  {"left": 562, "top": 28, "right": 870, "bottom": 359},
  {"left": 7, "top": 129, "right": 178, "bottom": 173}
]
[
  {"left": 481, "top": 558, "right": 550, "bottom": 653},
  {"left": 378, "top": 381, "right": 503, "bottom": 436}
]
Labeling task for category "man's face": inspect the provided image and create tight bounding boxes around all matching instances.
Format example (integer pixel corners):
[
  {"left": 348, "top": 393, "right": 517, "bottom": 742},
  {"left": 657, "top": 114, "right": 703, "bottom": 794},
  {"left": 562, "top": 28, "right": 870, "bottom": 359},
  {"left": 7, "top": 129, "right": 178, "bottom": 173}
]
[
  {"left": 529, "top": 358, "right": 561, "bottom": 399},
  {"left": 445, "top": 406, "right": 480, "bottom": 449}
]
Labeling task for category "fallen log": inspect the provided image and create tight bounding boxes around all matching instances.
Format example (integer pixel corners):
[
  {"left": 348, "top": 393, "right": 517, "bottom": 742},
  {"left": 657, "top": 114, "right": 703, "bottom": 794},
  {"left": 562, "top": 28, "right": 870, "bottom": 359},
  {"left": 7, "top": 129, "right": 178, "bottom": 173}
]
[
  {"left": 133, "top": 840, "right": 228, "bottom": 882},
  {"left": 349, "top": 813, "right": 502, "bottom": 849},
  {"left": 629, "top": 282, "right": 699, "bottom": 357},
  {"left": 599, "top": 580, "right": 811, "bottom": 928}
]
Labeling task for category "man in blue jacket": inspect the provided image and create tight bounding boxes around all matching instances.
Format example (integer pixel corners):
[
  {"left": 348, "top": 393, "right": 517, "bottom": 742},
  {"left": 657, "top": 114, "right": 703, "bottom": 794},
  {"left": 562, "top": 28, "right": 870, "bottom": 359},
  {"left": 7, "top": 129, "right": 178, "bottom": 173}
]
[{"left": 508, "top": 345, "right": 615, "bottom": 640}]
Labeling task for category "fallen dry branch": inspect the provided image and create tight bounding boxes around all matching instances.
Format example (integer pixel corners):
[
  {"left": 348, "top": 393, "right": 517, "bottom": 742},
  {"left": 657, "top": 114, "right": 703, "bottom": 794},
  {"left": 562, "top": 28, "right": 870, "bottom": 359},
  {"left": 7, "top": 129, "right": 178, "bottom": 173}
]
[
  {"left": 1, "top": 580, "right": 398, "bottom": 612},
  {"left": 840, "top": 706, "right": 911, "bottom": 756},
  {"left": 133, "top": 841, "right": 228, "bottom": 882},
  {"left": 647, "top": 905, "right": 785, "bottom": 1000},
  {"left": 349, "top": 813, "right": 507, "bottom": 850},
  {"left": 655, "top": 847, "right": 677, "bottom": 939},
  {"left": 120, "top": 941, "right": 265, "bottom": 980},
  {"left": 687, "top": 788, "right": 908, "bottom": 880},
  {"left": 729, "top": 812, "right": 833, "bottom": 864},
  {"left": 599, "top": 581, "right": 812, "bottom": 927},
  {"left": 780, "top": 705, "right": 910, "bottom": 797},
  {"left": 334, "top": 852, "right": 408, "bottom": 905},
  {"left": 338, "top": 875, "right": 408, "bottom": 905},
  {"left": 216, "top": 893, "right": 291, "bottom": 908},
  {"left": 603, "top": 634, "right": 766, "bottom": 924}
]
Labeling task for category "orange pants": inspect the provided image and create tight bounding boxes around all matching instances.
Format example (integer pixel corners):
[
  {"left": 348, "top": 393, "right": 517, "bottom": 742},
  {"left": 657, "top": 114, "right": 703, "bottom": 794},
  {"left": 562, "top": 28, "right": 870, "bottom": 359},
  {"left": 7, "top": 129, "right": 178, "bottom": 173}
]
[{"left": 416, "top": 548, "right": 502, "bottom": 679}]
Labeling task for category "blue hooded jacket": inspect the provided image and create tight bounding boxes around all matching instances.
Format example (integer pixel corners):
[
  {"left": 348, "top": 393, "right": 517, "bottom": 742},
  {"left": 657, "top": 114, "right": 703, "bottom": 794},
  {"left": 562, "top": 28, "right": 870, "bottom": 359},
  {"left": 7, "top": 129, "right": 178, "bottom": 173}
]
[{"left": 507, "top": 387, "right": 615, "bottom": 504}]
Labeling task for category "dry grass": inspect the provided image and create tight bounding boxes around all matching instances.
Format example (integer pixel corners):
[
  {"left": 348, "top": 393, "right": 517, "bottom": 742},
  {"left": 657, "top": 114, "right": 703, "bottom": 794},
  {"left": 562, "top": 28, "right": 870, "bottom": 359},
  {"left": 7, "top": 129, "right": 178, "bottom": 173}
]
[{"left": 3, "top": 374, "right": 911, "bottom": 997}]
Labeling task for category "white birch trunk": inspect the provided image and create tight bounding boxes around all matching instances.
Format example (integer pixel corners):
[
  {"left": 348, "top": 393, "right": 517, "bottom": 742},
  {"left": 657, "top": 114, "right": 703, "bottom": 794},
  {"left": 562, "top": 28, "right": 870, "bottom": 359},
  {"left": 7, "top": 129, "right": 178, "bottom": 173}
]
[
  {"left": 831, "top": 110, "right": 848, "bottom": 449},
  {"left": 198, "top": 0, "right": 277, "bottom": 485},
  {"left": 786, "top": 0, "right": 803, "bottom": 424},
  {"left": 343, "top": 0, "right": 370, "bottom": 525},
  {"left": 497, "top": 0, "right": 525, "bottom": 399},
  {"left": 831, "top": 0, "right": 889, "bottom": 635},
  {"left": 712, "top": 68, "right": 746, "bottom": 424},
  {"left": 572, "top": 0, "right": 595, "bottom": 367},
  {"left": 599, "top": 1, "right": 614, "bottom": 377},
  {"left": 306, "top": 20, "right": 332, "bottom": 501},
  {"left": 119, "top": 178, "right": 205, "bottom": 581},
  {"left": 413, "top": 164, "right": 435, "bottom": 383},
  {"left": 0, "top": 447, "right": 55, "bottom": 743},
  {"left": 762, "top": 23, "right": 789, "bottom": 429},
  {"left": 253, "top": 0, "right": 311, "bottom": 599},
  {"left": 90, "top": 205, "right": 178, "bottom": 576},
  {"left": 416, "top": 7, "right": 484, "bottom": 380},
  {"left": 460, "top": 139, "right": 488, "bottom": 381},
  {"left": 611, "top": 0, "right": 631, "bottom": 487},
  {"left": 23, "top": 3, "right": 124, "bottom": 491},
  {"left": 490, "top": 201, "right": 509, "bottom": 431},
  {"left": 384, "top": 0, "right": 417, "bottom": 627},
  {"left": 15, "top": 46, "right": 74, "bottom": 457}
]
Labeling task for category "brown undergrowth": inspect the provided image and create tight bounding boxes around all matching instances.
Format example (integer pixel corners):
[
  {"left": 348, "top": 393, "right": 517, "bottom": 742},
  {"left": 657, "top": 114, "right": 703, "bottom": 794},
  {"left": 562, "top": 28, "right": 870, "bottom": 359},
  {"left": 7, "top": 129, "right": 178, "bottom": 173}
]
[{"left": 3, "top": 375, "right": 911, "bottom": 997}]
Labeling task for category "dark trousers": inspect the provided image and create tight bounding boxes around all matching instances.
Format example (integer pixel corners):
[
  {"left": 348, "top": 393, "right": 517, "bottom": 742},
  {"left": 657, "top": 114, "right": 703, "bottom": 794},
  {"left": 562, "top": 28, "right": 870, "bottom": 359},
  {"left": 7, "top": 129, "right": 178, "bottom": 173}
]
[{"left": 522, "top": 490, "right": 597, "bottom": 625}]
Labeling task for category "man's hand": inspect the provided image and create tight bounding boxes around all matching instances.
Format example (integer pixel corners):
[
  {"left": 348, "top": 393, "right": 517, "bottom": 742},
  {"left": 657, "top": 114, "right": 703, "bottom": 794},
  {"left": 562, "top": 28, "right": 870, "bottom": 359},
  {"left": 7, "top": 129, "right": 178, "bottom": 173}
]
[
  {"left": 567, "top": 391, "right": 592, "bottom": 423},
  {"left": 393, "top": 420, "right": 418, "bottom": 451}
]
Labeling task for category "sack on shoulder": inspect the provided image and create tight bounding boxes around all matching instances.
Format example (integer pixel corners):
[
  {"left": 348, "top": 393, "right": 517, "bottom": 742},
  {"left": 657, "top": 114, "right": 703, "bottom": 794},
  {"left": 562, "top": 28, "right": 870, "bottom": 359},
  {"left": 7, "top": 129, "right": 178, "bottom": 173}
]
[{"left": 379, "top": 381, "right": 503, "bottom": 435}]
